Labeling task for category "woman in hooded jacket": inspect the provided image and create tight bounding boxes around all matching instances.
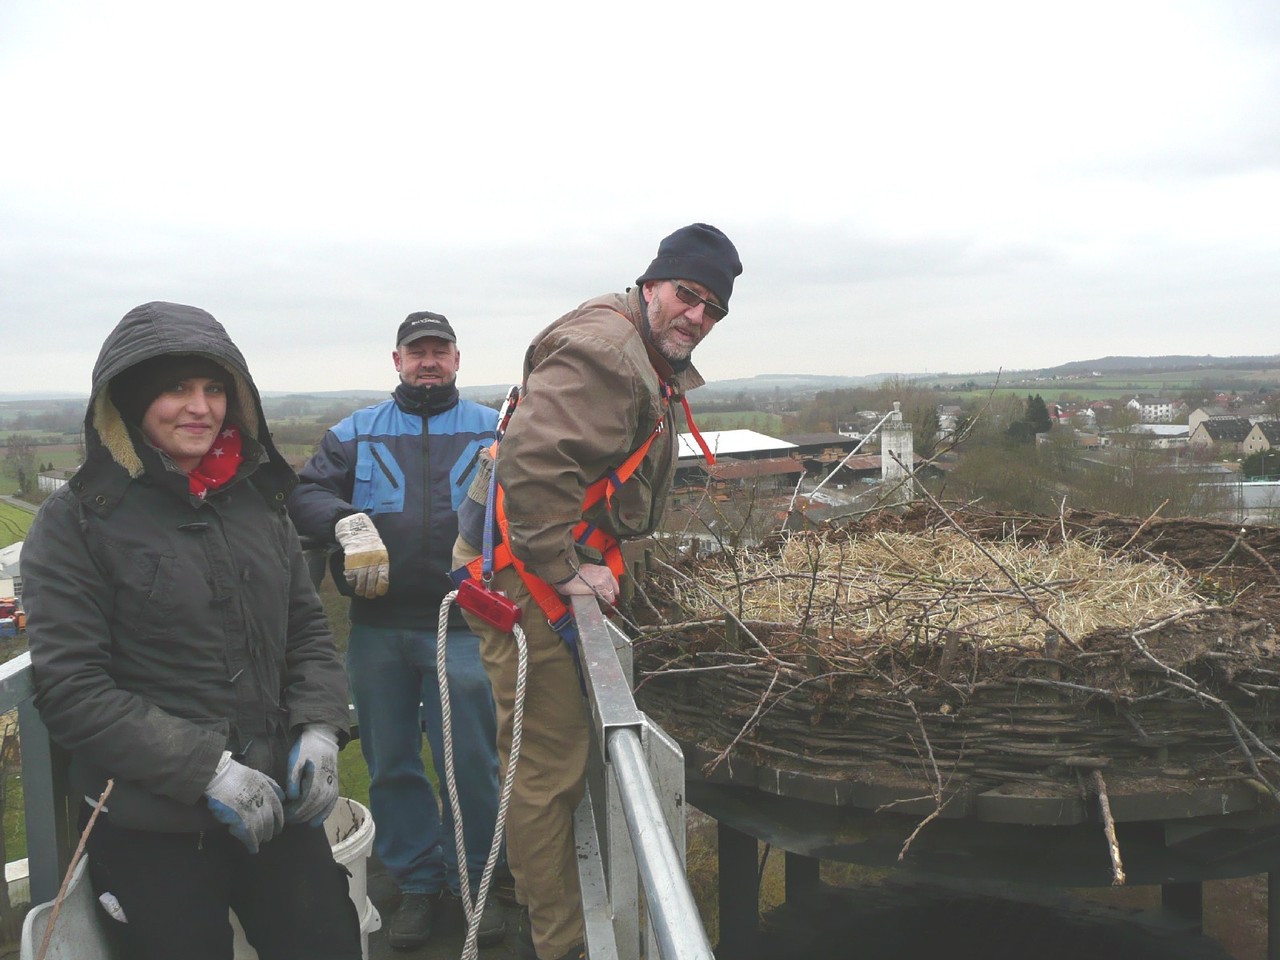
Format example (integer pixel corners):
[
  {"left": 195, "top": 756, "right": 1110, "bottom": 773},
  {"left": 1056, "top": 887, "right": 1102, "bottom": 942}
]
[{"left": 21, "top": 302, "right": 362, "bottom": 960}]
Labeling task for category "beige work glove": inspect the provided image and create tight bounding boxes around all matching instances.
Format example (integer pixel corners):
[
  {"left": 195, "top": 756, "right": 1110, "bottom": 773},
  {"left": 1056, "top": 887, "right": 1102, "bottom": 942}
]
[{"left": 334, "top": 512, "right": 390, "bottom": 598}]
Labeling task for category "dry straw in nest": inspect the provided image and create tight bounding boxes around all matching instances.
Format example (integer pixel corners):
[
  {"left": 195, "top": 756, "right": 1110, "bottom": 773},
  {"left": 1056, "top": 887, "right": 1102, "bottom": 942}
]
[{"left": 664, "top": 529, "right": 1208, "bottom": 653}]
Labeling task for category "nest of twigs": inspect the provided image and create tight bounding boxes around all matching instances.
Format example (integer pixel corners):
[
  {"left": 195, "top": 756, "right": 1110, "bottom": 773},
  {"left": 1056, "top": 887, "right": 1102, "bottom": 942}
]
[{"left": 632, "top": 503, "right": 1280, "bottom": 811}]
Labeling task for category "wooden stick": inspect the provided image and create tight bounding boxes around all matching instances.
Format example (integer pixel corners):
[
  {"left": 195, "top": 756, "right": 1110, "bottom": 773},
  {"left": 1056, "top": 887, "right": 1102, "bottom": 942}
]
[
  {"left": 38, "top": 778, "right": 115, "bottom": 960},
  {"left": 1119, "top": 499, "right": 1169, "bottom": 551},
  {"left": 1237, "top": 538, "right": 1280, "bottom": 587},
  {"left": 1090, "top": 769, "right": 1126, "bottom": 886}
]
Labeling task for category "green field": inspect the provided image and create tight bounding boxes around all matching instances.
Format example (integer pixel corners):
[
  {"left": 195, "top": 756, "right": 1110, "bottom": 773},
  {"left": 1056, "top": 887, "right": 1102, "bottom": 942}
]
[
  {"left": 697, "top": 411, "right": 785, "bottom": 433},
  {"left": 0, "top": 502, "right": 33, "bottom": 548},
  {"left": 935, "top": 366, "right": 1280, "bottom": 397},
  {"left": 0, "top": 442, "right": 81, "bottom": 502}
]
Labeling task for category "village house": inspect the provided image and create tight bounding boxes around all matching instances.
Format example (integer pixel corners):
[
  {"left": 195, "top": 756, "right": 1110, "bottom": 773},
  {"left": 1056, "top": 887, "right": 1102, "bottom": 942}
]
[
  {"left": 1188, "top": 417, "right": 1254, "bottom": 456},
  {"left": 782, "top": 432, "right": 865, "bottom": 474},
  {"left": 1125, "top": 395, "right": 1173, "bottom": 423},
  {"left": 1243, "top": 421, "right": 1280, "bottom": 456},
  {"left": 1072, "top": 431, "right": 1109, "bottom": 449},
  {"left": 690, "top": 456, "right": 804, "bottom": 500},
  {"left": 1187, "top": 404, "right": 1275, "bottom": 435},
  {"left": 0, "top": 542, "right": 22, "bottom": 599},
  {"left": 36, "top": 468, "right": 77, "bottom": 494},
  {"left": 837, "top": 411, "right": 884, "bottom": 444},
  {"left": 936, "top": 404, "right": 963, "bottom": 440},
  {"left": 1107, "top": 424, "right": 1189, "bottom": 450}
]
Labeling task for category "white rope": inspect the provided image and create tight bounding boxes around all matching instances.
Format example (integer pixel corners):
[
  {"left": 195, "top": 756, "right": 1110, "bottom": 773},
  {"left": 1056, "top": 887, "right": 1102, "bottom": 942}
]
[{"left": 437, "top": 590, "right": 528, "bottom": 960}]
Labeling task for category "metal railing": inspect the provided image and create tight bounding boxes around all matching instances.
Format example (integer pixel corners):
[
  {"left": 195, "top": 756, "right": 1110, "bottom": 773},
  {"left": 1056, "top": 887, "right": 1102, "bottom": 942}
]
[
  {"left": 0, "top": 651, "right": 71, "bottom": 907},
  {"left": 571, "top": 596, "right": 713, "bottom": 960},
  {"left": 0, "top": 599, "right": 713, "bottom": 960}
]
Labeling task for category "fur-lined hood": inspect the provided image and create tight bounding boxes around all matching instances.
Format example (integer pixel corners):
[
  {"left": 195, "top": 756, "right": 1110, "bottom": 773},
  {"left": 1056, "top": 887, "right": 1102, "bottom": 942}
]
[{"left": 76, "top": 302, "right": 291, "bottom": 501}]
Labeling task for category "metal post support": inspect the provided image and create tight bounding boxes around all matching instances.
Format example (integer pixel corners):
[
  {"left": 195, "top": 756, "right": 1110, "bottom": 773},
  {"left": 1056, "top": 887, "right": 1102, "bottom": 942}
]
[
  {"left": 596, "top": 730, "right": 640, "bottom": 960},
  {"left": 574, "top": 596, "right": 712, "bottom": 960},
  {"left": 785, "top": 851, "right": 820, "bottom": 902},
  {"left": 608, "top": 727, "right": 714, "bottom": 960},
  {"left": 642, "top": 719, "right": 689, "bottom": 960},
  {"left": 17, "top": 699, "right": 72, "bottom": 904},
  {"left": 1, "top": 652, "right": 73, "bottom": 904},
  {"left": 717, "top": 820, "right": 760, "bottom": 959},
  {"left": 1269, "top": 872, "right": 1280, "bottom": 960},
  {"left": 1161, "top": 881, "right": 1203, "bottom": 932},
  {"left": 600, "top": 619, "right": 641, "bottom": 960},
  {"left": 575, "top": 784, "right": 622, "bottom": 960}
]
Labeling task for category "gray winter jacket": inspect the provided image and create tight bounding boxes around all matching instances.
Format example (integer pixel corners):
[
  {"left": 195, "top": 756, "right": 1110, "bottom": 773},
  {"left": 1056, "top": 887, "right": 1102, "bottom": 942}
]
[{"left": 22, "top": 302, "right": 351, "bottom": 832}]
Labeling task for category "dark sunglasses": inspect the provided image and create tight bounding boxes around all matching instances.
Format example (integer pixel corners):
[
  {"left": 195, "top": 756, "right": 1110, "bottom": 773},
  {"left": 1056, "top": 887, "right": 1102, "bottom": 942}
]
[{"left": 672, "top": 282, "right": 727, "bottom": 322}]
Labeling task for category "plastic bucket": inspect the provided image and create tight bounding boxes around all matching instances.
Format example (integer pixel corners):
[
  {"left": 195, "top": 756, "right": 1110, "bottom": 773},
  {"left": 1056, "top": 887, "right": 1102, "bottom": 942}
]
[{"left": 232, "top": 797, "right": 380, "bottom": 959}]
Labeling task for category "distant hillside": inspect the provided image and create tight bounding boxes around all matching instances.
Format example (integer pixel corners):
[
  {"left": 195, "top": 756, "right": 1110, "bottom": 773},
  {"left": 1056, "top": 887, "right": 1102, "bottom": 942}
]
[
  {"left": 697, "top": 373, "right": 913, "bottom": 397},
  {"left": 1037, "top": 355, "right": 1280, "bottom": 377},
  {"left": 7, "top": 357, "right": 1280, "bottom": 406},
  {"left": 0, "top": 392, "right": 85, "bottom": 401},
  {"left": 260, "top": 389, "right": 387, "bottom": 400}
]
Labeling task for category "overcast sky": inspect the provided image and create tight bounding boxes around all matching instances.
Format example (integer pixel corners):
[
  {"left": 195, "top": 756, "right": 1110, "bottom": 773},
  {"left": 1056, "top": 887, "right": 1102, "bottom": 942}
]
[{"left": 2, "top": 0, "right": 1277, "bottom": 396}]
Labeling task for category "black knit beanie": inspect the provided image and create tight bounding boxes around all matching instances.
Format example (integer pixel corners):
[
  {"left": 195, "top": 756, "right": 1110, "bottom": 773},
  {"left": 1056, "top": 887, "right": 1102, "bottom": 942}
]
[
  {"left": 635, "top": 223, "right": 743, "bottom": 310},
  {"left": 109, "top": 354, "right": 234, "bottom": 425}
]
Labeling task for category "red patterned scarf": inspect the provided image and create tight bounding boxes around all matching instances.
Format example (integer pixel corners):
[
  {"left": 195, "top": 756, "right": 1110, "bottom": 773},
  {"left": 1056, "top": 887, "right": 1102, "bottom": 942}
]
[{"left": 188, "top": 425, "right": 244, "bottom": 499}]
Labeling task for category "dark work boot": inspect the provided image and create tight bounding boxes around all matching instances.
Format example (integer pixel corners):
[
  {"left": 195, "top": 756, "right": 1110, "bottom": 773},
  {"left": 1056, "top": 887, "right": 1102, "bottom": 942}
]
[
  {"left": 513, "top": 906, "right": 536, "bottom": 960},
  {"left": 475, "top": 895, "right": 507, "bottom": 947},
  {"left": 513, "top": 908, "right": 584, "bottom": 960},
  {"left": 388, "top": 891, "right": 436, "bottom": 950}
]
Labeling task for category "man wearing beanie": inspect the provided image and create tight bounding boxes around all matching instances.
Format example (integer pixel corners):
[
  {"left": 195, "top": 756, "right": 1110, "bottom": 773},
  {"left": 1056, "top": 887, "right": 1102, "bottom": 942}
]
[
  {"left": 453, "top": 223, "right": 742, "bottom": 960},
  {"left": 288, "top": 311, "right": 506, "bottom": 950}
]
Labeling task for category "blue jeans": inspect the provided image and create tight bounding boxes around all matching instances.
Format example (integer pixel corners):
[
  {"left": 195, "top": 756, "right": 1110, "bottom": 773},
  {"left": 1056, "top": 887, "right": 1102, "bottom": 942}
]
[{"left": 346, "top": 621, "right": 500, "bottom": 896}]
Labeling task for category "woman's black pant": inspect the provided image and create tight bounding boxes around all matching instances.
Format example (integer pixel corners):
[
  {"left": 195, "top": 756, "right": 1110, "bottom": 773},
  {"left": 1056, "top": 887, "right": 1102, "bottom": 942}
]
[{"left": 83, "top": 811, "right": 363, "bottom": 960}]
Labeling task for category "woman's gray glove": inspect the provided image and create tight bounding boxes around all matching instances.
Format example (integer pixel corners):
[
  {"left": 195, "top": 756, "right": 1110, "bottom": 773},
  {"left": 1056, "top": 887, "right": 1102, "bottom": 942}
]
[
  {"left": 285, "top": 723, "right": 340, "bottom": 827},
  {"left": 335, "top": 513, "right": 390, "bottom": 598},
  {"left": 204, "top": 752, "right": 285, "bottom": 853}
]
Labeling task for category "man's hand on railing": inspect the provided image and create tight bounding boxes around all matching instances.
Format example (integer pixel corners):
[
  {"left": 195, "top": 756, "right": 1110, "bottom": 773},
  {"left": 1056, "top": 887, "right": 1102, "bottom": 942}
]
[{"left": 556, "top": 564, "right": 618, "bottom": 606}]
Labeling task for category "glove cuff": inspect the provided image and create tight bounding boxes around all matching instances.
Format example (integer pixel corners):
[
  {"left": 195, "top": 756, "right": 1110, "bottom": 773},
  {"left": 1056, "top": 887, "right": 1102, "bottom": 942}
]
[
  {"left": 304, "top": 723, "right": 339, "bottom": 745},
  {"left": 335, "top": 512, "right": 376, "bottom": 546},
  {"left": 206, "top": 751, "right": 235, "bottom": 793},
  {"left": 214, "top": 750, "right": 233, "bottom": 776}
]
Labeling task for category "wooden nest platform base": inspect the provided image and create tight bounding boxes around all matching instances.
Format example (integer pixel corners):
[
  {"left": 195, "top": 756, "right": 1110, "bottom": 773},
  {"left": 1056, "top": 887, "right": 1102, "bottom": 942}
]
[{"left": 633, "top": 504, "right": 1280, "bottom": 827}]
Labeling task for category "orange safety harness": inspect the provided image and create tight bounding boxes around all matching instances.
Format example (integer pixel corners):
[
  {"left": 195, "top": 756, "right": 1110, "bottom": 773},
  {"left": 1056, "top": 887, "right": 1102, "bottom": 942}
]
[{"left": 451, "top": 379, "right": 716, "bottom": 645}]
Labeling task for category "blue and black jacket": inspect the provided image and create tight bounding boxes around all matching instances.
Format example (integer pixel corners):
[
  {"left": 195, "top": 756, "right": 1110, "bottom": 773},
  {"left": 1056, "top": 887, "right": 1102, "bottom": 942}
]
[{"left": 288, "top": 390, "right": 497, "bottom": 628}]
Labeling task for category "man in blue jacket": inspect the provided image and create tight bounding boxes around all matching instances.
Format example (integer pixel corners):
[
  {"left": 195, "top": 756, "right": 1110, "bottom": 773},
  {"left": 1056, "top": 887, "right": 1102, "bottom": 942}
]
[{"left": 288, "top": 311, "right": 504, "bottom": 949}]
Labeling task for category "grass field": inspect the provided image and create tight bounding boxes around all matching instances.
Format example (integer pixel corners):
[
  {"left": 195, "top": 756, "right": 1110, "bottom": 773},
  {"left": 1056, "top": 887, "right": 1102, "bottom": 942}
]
[
  {"left": 0, "top": 442, "right": 81, "bottom": 503},
  {"left": 0, "top": 503, "right": 33, "bottom": 549},
  {"left": 697, "top": 411, "right": 785, "bottom": 433}
]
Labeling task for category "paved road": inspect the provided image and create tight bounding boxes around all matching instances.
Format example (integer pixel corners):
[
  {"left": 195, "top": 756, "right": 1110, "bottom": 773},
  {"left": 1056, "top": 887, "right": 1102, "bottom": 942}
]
[{"left": 1, "top": 494, "right": 37, "bottom": 513}]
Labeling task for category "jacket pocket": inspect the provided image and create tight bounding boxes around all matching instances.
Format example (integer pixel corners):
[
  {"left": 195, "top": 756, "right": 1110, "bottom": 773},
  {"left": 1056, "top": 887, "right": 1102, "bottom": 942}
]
[
  {"left": 102, "top": 543, "right": 183, "bottom": 634},
  {"left": 354, "top": 441, "right": 406, "bottom": 514}
]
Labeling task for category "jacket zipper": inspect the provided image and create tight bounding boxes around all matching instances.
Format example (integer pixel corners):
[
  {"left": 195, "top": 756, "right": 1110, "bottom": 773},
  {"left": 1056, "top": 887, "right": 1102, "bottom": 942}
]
[
  {"left": 369, "top": 447, "right": 399, "bottom": 489},
  {"left": 455, "top": 445, "right": 482, "bottom": 487}
]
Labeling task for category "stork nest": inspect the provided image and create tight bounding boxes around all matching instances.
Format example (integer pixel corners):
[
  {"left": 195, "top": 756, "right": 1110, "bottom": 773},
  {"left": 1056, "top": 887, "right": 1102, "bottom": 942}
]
[{"left": 631, "top": 503, "right": 1280, "bottom": 808}]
